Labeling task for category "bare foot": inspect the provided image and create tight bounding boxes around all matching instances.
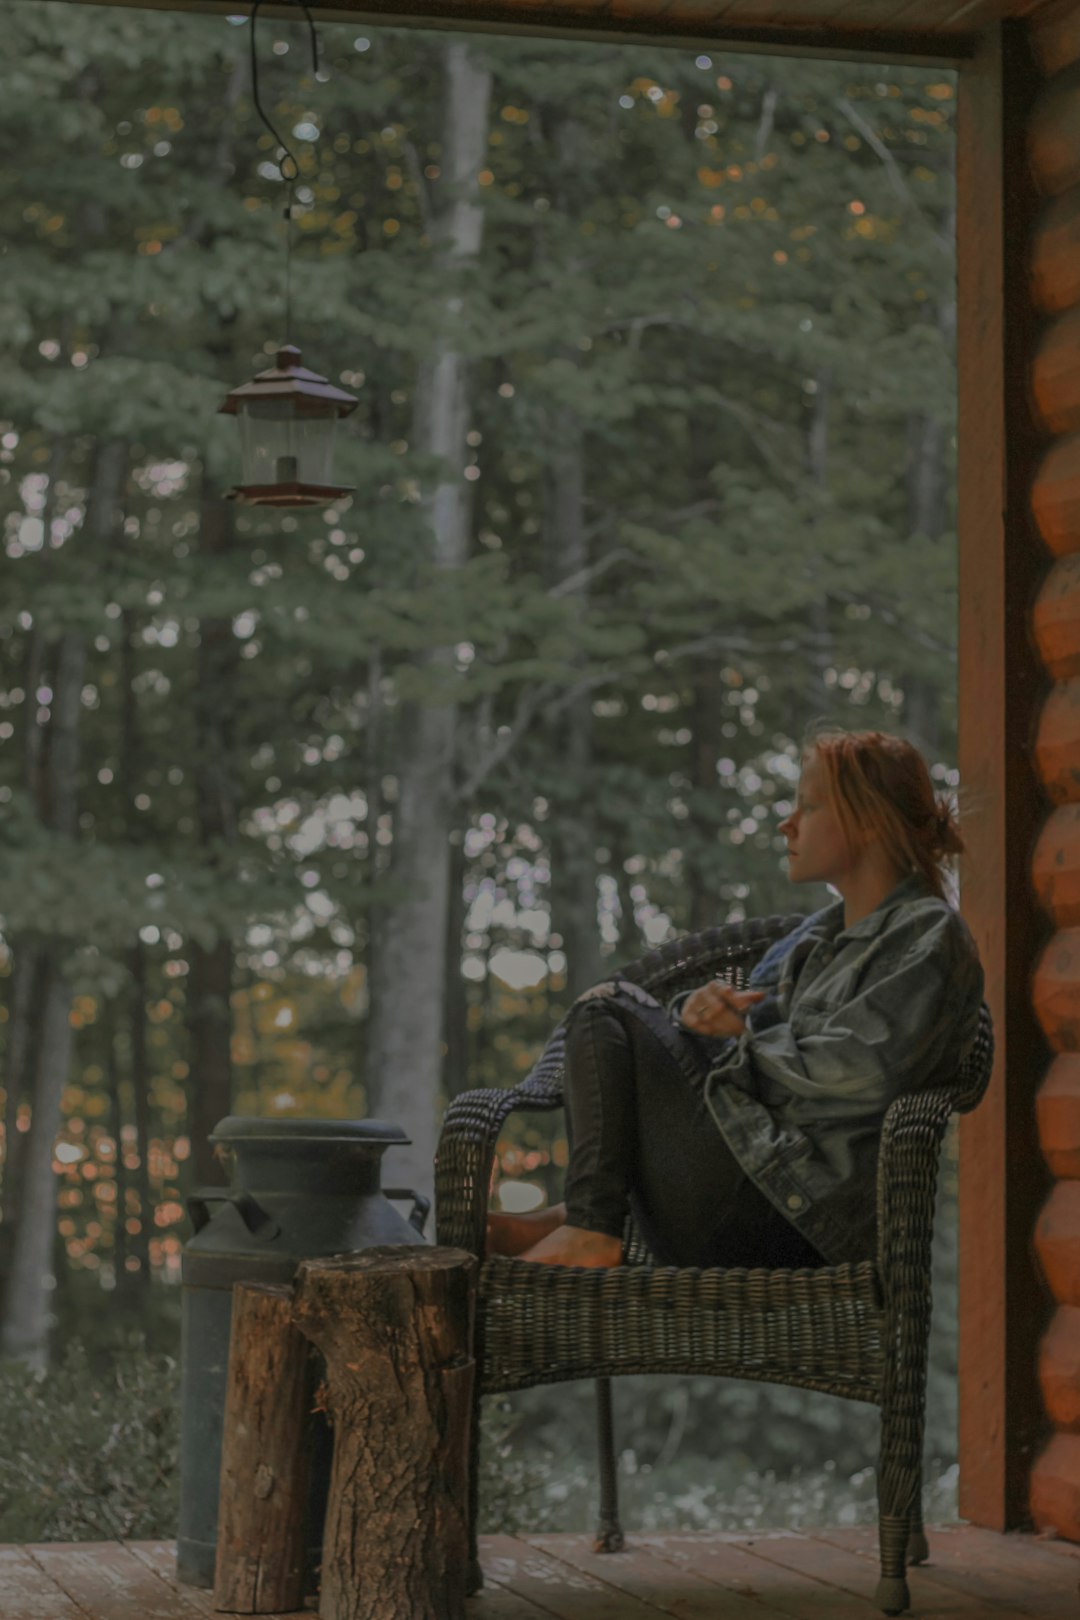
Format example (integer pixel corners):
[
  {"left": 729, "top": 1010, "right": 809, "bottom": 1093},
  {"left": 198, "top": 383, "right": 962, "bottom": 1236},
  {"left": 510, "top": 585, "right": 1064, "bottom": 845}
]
[
  {"left": 517, "top": 1224, "right": 623, "bottom": 1268},
  {"left": 486, "top": 1202, "right": 567, "bottom": 1257}
]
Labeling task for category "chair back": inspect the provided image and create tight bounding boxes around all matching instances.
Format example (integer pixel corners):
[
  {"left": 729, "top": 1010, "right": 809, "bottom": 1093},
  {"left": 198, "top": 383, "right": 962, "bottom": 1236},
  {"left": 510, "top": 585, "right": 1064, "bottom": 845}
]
[
  {"left": 949, "top": 1000, "right": 995, "bottom": 1114},
  {"left": 517, "top": 913, "right": 805, "bottom": 1105}
]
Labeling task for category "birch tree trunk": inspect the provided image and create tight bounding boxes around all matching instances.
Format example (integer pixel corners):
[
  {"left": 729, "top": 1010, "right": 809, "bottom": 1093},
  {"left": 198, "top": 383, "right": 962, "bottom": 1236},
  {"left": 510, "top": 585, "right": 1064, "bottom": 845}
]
[
  {"left": 187, "top": 483, "right": 238, "bottom": 1188},
  {"left": 798, "top": 365, "right": 834, "bottom": 737},
  {"left": 1, "top": 439, "right": 126, "bottom": 1365},
  {"left": 365, "top": 43, "right": 492, "bottom": 1202},
  {"left": 119, "top": 606, "right": 152, "bottom": 1286},
  {"left": 442, "top": 832, "right": 470, "bottom": 1100},
  {"left": 899, "top": 221, "right": 954, "bottom": 761},
  {"left": 687, "top": 657, "right": 727, "bottom": 936},
  {"left": 539, "top": 118, "right": 605, "bottom": 999},
  {"left": 2, "top": 441, "right": 69, "bottom": 1272},
  {"left": 0, "top": 943, "right": 42, "bottom": 1288},
  {"left": 543, "top": 409, "right": 606, "bottom": 998}
]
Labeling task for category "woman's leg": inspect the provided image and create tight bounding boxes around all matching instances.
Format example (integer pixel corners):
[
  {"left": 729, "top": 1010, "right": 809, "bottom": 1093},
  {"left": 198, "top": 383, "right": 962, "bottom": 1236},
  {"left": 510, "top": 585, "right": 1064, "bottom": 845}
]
[
  {"left": 520, "top": 999, "right": 750, "bottom": 1267},
  {"left": 486, "top": 1202, "right": 566, "bottom": 1256},
  {"left": 517, "top": 997, "right": 827, "bottom": 1269}
]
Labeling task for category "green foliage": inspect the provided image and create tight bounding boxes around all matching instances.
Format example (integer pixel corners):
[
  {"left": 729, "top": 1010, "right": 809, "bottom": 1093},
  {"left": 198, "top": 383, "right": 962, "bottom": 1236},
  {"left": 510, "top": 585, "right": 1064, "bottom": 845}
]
[
  {"left": 0, "top": 1337, "right": 179, "bottom": 1541},
  {"left": 0, "top": 1340, "right": 958, "bottom": 1545},
  {"left": 0, "top": 0, "right": 962, "bottom": 1517}
]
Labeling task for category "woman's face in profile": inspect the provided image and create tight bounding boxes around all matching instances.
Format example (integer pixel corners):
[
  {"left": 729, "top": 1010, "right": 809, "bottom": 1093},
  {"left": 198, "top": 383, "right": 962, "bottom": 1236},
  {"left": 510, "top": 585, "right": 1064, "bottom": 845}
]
[{"left": 777, "top": 753, "right": 852, "bottom": 887}]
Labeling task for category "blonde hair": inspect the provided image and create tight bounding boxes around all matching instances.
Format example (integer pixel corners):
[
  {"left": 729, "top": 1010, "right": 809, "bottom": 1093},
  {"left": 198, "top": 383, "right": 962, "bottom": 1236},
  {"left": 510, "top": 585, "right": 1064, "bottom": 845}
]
[{"left": 802, "top": 724, "right": 964, "bottom": 902}]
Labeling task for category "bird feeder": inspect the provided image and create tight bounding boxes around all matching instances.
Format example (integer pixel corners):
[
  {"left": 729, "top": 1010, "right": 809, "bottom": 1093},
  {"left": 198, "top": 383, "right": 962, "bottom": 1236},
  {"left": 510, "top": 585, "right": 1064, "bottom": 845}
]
[{"left": 219, "top": 345, "right": 359, "bottom": 508}]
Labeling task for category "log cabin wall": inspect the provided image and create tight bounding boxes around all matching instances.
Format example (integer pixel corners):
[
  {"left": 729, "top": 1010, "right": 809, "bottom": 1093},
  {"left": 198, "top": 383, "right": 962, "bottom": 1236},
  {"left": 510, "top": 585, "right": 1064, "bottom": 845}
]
[
  {"left": 956, "top": 18, "right": 1057, "bottom": 1536},
  {"left": 1024, "top": 3, "right": 1080, "bottom": 1540}
]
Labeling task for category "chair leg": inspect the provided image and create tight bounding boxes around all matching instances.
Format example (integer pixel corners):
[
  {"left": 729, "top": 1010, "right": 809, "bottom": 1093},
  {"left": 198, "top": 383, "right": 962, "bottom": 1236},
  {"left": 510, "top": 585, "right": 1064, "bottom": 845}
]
[
  {"left": 874, "top": 1513, "right": 910, "bottom": 1616},
  {"left": 876, "top": 1400, "right": 920, "bottom": 1615},
  {"left": 465, "top": 1381, "right": 484, "bottom": 1595},
  {"left": 593, "top": 1376, "right": 625, "bottom": 1553},
  {"left": 906, "top": 1469, "right": 929, "bottom": 1566}
]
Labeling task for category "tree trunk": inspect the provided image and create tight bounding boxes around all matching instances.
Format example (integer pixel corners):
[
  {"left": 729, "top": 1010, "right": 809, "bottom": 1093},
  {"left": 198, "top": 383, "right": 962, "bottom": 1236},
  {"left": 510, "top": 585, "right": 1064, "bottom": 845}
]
[
  {"left": 538, "top": 118, "right": 606, "bottom": 1000},
  {"left": 902, "top": 389, "right": 950, "bottom": 759},
  {"left": 291, "top": 1247, "right": 476, "bottom": 1620},
  {"left": 0, "top": 439, "right": 126, "bottom": 1366},
  {"left": 126, "top": 943, "right": 154, "bottom": 1283},
  {"left": 187, "top": 484, "right": 238, "bottom": 1187},
  {"left": 442, "top": 832, "right": 470, "bottom": 1101},
  {"left": 798, "top": 365, "right": 835, "bottom": 738},
  {"left": 120, "top": 607, "right": 152, "bottom": 1284},
  {"left": 0, "top": 635, "right": 86, "bottom": 1364},
  {"left": 102, "top": 997, "right": 130, "bottom": 1297},
  {"left": 0, "top": 943, "right": 44, "bottom": 1279},
  {"left": 364, "top": 43, "right": 492, "bottom": 1202},
  {"left": 214, "top": 1283, "right": 313, "bottom": 1615},
  {"left": 543, "top": 411, "right": 607, "bottom": 999},
  {"left": 360, "top": 647, "right": 384, "bottom": 1116},
  {"left": 686, "top": 658, "right": 728, "bottom": 935},
  {"left": 3, "top": 598, "right": 54, "bottom": 1267}
]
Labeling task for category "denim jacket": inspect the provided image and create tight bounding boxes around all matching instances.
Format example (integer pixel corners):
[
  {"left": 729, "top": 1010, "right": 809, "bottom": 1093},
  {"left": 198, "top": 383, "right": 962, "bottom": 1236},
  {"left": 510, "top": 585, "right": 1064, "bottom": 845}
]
[{"left": 664, "top": 870, "right": 985, "bottom": 1265}]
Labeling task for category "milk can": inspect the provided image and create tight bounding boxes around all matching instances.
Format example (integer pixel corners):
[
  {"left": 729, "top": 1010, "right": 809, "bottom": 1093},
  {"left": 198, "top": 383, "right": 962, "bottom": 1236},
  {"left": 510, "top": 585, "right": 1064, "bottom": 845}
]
[{"left": 177, "top": 1116, "right": 430, "bottom": 1590}]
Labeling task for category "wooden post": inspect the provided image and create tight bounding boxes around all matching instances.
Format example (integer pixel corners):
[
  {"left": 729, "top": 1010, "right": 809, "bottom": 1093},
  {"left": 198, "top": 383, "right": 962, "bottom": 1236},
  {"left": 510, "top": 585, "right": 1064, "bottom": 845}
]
[
  {"left": 291, "top": 1246, "right": 476, "bottom": 1620},
  {"left": 213, "top": 1282, "right": 314, "bottom": 1614},
  {"left": 956, "top": 19, "right": 1053, "bottom": 1534}
]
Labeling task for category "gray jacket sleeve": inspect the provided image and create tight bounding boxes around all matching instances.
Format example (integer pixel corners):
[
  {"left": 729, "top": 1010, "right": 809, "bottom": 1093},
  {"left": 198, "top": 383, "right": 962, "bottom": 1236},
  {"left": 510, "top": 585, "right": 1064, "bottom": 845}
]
[{"left": 730, "top": 905, "right": 984, "bottom": 1108}]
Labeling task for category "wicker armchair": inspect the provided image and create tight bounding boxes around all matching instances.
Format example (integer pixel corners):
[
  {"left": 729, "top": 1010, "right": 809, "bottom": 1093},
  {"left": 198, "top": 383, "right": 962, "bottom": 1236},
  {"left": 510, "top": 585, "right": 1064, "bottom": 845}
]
[{"left": 434, "top": 913, "right": 995, "bottom": 1618}]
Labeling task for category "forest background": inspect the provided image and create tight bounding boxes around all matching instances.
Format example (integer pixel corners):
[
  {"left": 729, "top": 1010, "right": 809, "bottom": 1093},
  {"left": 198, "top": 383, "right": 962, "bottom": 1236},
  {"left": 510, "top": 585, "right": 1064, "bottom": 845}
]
[{"left": 0, "top": 0, "right": 961, "bottom": 1539}]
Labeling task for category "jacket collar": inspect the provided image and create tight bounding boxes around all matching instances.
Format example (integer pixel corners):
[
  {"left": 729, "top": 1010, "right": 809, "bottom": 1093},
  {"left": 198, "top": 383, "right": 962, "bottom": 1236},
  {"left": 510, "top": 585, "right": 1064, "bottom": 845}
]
[{"left": 814, "top": 869, "right": 936, "bottom": 946}]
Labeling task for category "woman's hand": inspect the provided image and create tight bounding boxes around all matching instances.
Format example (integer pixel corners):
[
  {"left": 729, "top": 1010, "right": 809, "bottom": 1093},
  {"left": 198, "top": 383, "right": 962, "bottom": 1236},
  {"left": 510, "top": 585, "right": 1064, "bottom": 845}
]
[{"left": 680, "top": 981, "right": 767, "bottom": 1038}]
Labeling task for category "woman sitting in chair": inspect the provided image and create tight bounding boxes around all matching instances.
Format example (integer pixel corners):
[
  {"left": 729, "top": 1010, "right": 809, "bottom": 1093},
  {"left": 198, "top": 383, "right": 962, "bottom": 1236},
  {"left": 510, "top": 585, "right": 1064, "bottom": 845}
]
[{"left": 486, "top": 725, "right": 985, "bottom": 1272}]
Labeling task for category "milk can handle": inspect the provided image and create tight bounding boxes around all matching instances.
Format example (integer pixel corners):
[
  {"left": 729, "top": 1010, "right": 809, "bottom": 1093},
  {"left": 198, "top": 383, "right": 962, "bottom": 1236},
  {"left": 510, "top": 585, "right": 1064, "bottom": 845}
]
[
  {"left": 186, "top": 1188, "right": 282, "bottom": 1241},
  {"left": 383, "top": 1188, "right": 431, "bottom": 1236}
]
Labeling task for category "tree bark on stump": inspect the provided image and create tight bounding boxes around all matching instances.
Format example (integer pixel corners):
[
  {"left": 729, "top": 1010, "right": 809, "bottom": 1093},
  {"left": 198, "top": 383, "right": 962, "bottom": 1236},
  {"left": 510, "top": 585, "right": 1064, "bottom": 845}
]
[
  {"left": 291, "top": 1246, "right": 476, "bottom": 1620},
  {"left": 213, "top": 1283, "right": 313, "bottom": 1614}
]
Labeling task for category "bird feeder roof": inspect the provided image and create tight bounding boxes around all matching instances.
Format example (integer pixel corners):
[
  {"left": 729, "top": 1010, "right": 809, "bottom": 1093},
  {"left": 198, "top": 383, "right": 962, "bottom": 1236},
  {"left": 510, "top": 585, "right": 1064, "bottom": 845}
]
[{"left": 219, "top": 345, "right": 359, "bottom": 417}]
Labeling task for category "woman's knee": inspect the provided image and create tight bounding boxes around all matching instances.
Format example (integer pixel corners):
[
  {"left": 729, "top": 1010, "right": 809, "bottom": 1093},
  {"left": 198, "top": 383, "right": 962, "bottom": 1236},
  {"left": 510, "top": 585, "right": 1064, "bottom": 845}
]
[{"left": 566, "top": 997, "right": 629, "bottom": 1063}]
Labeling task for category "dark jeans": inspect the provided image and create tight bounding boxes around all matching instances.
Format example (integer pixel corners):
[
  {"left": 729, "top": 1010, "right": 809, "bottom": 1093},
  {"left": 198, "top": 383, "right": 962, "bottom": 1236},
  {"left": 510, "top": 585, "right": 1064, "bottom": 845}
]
[{"left": 561, "top": 998, "right": 825, "bottom": 1269}]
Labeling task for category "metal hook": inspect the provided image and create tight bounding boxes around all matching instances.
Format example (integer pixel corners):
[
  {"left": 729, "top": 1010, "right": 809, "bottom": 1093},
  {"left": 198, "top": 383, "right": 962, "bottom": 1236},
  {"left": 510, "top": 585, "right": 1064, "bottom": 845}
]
[{"left": 248, "top": 0, "right": 320, "bottom": 185}]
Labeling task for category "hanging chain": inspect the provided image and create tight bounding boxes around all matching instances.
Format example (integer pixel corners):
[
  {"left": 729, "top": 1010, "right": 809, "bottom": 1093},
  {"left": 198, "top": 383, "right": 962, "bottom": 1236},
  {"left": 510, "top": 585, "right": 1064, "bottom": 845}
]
[
  {"left": 284, "top": 178, "right": 295, "bottom": 346},
  {"left": 247, "top": 0, "right": 320, "bottom": 348}
]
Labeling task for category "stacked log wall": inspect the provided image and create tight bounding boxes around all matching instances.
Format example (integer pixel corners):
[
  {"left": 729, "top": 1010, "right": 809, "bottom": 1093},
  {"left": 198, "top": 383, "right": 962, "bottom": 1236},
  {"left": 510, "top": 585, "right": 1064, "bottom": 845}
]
[{"left": 1024, "top": 9, "right": 1080, "bottom": 1540}]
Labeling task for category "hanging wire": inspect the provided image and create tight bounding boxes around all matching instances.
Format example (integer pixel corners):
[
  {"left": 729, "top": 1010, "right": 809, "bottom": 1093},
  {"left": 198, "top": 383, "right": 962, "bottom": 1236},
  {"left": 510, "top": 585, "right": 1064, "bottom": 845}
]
[{"left": 248, "top": 0, "right": 320, "bottom": 345}]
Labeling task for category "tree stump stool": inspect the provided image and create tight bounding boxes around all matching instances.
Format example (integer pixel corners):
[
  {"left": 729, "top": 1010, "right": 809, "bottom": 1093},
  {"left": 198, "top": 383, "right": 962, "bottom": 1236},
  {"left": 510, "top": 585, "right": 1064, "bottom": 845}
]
[
  {"left": 291, "top": 1245, "right": 476, "bottom": 1620},
  {"left": 213, "top": 1282, "right": 314, "bottom": 1614}
]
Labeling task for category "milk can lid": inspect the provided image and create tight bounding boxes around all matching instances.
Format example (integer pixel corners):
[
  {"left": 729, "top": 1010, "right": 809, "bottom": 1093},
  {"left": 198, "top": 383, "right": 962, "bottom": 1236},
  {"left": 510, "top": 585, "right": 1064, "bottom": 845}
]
[{"left": 209, "top": 1116, "right": 411, "bottom": 1146}]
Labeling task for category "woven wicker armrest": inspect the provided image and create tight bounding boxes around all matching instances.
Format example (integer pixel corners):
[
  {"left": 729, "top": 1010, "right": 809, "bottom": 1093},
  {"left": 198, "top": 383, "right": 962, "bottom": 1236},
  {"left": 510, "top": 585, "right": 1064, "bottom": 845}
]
[
  {"left": 874, "top": 1001, "right": 994, "bottom": 1287},
  {"left": 434, "top": 914, "right": 805, "bottom": 1258},
  {"left": 434, "top": 1048, "right": 570, "bottom": 1254}
]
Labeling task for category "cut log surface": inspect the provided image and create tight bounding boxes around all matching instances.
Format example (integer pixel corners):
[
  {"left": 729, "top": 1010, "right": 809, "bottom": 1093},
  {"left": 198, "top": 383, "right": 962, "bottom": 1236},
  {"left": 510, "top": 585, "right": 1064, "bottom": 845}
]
[
  {"left": 1034, "top": 310, "right": 1080, "bottom": 435},
  {"left": 291, "top": 1245, "right": 476, "bottom": 1620},
  {"left": 1030, "top": 66, "right": 1080, "bottom": 199},
  {"left": 1032, "top": 926, "right": 1080, "bottom": 1050},
  {"left": 1033, "top": 807, "right": 1080, "bottom": 928},
  {"left": 1036, "top": 1052, "right": 1080, "bottom": 1176},
  {"left": 1034, "top": 12, "right": 1080, "bottom": 78},
  {"left": 214, "top": 1282, "right": 313, "bottom": 1615},
  {"left": 1033, "top": 191, "right": 1080, "bottom": 315},
  {"left": 1032, "top": 1431, "right": 1080, "bottom": 1544},
  {"left": 1034, "top": 682, "right": 1080, "bottom": 805},
  {"left": 1039, "top": 1306, "right": 1080, "bottom": 1431},
  {"left": 1032, "top": 556, "right": 1080, "bottom": 682},
  {"left": 1033, "top": 435, "right": 1080, "bottom": 555},
  {"left": 1035, "top": 1181, "right": 1080, "bottom": 1305}
]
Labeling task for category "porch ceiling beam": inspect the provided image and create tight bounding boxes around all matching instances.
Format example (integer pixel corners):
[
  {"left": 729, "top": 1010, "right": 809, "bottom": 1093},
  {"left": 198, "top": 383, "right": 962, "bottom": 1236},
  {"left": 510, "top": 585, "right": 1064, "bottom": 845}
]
[{"left": 18, "top": 0, "right": 976, "bottom": 66}]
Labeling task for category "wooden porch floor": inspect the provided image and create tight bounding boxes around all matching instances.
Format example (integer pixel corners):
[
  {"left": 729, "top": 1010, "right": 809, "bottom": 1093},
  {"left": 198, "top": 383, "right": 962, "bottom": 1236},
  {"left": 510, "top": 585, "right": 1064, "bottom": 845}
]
[{"left": 3, "top": 1526, "right": 1080, "bottom": 1618}]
